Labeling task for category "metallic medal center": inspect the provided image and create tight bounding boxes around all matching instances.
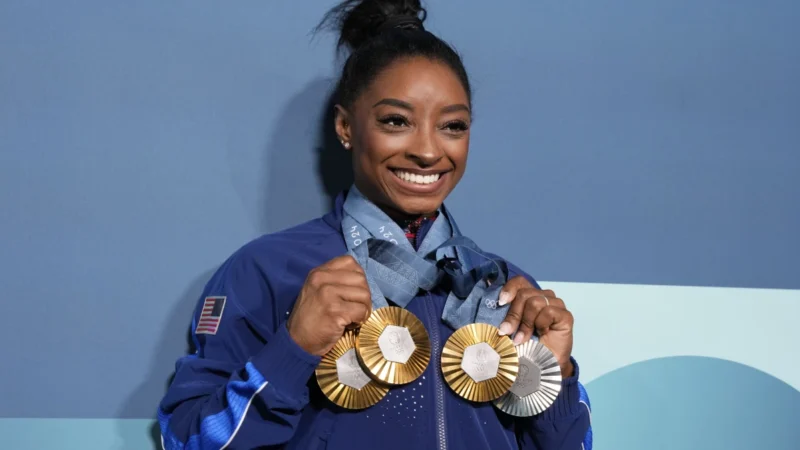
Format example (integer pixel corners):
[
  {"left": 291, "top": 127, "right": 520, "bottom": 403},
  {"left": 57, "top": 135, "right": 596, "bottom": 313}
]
[
  {"left": 461, "top": 342, "right": 501, "bottom": 383},
  {"left": 508, "top": 356, "right": 541, "bottom": 397},
  {"left": 377, "top": 325, "right": 416, "bottom": 364},
  {"left": 336, "top": 348, "right": 372, "bottom": 390}
]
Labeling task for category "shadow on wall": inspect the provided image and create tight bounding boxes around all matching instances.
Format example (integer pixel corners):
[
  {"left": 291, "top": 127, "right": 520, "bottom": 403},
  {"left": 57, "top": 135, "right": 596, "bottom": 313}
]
[
  {"left": 118, "top": 79, "right": 353, "bottom": 449},
  {"left": 117, "top": 269, "right": 216, "bottom": 450},
  {"left": 261, "top": 77, "right": 353, "bottom": 233}
]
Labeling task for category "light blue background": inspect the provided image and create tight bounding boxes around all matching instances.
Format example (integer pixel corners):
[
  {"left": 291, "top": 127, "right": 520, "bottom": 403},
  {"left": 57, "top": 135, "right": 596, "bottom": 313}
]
[{"left": 1, "top": 0, "right": 798, "bottom": 448}]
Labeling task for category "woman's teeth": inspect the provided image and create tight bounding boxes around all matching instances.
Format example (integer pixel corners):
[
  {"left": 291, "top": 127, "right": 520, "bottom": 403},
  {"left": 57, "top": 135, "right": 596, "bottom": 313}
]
[{"left": 393, "top": 170, "right": 441, "bottom": 185}]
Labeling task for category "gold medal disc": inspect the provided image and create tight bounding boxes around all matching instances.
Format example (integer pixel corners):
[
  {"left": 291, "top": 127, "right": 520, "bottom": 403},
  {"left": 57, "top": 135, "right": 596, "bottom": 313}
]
[
  {"left": 316, "top": 329, "right": 389, "bottom": 409},
  {"left": 355, "top": 306, "right": 431, "bottom": 385},
  {"left": 441, "top": 323, "right": 519, "bottom": 402},
  {"left": 493, "top": 339, "right": 562, "bottom": 416}
]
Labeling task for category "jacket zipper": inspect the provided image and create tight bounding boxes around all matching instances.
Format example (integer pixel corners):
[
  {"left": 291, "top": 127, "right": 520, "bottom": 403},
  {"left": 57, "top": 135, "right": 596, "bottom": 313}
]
[{"left": 425, "top": 292, "right": 448, "bottom": 450}]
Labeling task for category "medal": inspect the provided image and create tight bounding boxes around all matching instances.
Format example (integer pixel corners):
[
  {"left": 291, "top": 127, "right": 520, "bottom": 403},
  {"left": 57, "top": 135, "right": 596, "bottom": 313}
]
[
  {"left": 316, "top": 329, "right": 389, "bottom": 409},
  {"left": 441, "top": 323, "right": 519, "bottom": 402},
  {"left": 493, "top": 339, "right": 562, "bottom": 416},
  {"left": 355, "top": 306, "right": 431, "bottom": 385}
]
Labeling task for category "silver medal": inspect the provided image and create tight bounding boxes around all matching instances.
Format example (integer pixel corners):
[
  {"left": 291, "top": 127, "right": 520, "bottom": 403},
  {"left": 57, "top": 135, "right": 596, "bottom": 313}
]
[{"left": 493, "top": 338, "right": 562, "bottom": 416}]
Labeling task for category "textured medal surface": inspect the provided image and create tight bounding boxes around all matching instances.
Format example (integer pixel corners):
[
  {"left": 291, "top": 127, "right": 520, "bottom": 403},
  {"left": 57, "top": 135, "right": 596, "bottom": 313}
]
[
  {"left": 493, "top": 339, "right": 562, "bottom": 416},
  {"left": 441, "top": 323, "right": 519, "bottom": 402},
  {"left": 356, "top": 306, "right": 431, "bottom": 385},
  {"left": 316, "top": 329, "right": 389, "bottom": 409}
]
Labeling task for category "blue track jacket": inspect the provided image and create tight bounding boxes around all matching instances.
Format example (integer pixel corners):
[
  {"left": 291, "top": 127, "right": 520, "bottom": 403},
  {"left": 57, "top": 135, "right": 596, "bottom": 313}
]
[{"left": 158, "top": 191, "right": 592, "bottom": 449}]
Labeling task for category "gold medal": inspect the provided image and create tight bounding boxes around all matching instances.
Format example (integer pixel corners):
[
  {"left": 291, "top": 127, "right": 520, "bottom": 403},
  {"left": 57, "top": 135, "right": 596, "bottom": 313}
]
[
  {"left": 315, "top": 329, "right": 389, "bottom": 409},
  {"left": 493, "top": 339, "right": 562, "bottom": 416},
  {"left": 441, "top": 323, "right": 519, "bottom": 402},
  {"left": 355, "top": 306, "right": 431, "bottom": 385}
]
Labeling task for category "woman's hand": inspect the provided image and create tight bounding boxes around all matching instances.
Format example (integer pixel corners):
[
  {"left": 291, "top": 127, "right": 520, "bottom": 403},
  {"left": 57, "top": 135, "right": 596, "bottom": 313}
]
[
  {"left": 498, "top": 276, "right": 575, "bottom": 377},
  {"left": 286, "top": 255, "right": 373, "bottom": 356}
]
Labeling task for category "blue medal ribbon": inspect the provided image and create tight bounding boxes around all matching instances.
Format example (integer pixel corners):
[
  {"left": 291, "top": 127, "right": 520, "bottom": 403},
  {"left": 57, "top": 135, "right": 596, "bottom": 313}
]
[{"left": 341, "top": 186, "right": 509, "bottom": 329}]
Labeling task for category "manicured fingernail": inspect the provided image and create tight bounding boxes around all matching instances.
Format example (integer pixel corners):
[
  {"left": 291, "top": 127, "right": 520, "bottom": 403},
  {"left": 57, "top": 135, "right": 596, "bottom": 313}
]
[
  {"left": 498, "top": 292, "right": 512, "bottom": 306},
  {"left": 513, "top": 333, "right": 526, "bottom": 345},
  {"left": 498, "top": 322, "right": 513, "bottom": 336}
]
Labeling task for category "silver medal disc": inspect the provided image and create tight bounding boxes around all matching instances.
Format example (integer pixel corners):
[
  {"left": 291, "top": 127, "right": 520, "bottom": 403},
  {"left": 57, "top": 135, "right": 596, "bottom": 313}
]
[{"left": 493, "top": 338, "right": 562, "bottom": 417}]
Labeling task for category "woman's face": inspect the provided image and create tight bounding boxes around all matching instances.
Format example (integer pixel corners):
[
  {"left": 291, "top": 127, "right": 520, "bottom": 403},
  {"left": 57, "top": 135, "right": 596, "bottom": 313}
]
[{"left": 335, "top": 56, "right": 471, "bottom": 219}]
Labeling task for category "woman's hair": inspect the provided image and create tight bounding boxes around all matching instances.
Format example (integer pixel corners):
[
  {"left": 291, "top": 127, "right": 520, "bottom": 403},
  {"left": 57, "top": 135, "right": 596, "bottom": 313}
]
[{"left": 317, "top": 0, "right": 472, "bottom": 110}]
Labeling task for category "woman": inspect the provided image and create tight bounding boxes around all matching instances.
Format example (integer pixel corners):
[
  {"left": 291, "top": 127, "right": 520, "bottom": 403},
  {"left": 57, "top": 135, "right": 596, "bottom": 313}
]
[{"left": 158, "top": 1, "right": 592, "bottom": 449}]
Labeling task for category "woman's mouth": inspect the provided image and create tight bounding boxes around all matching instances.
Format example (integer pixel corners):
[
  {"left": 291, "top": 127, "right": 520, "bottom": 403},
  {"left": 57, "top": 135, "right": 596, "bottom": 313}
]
[
  {"left": 391, "top": 169, "right": 441, "bottom": 185},
  {"left": 388, "top": 168, "right": 449, "bottom": 195}
]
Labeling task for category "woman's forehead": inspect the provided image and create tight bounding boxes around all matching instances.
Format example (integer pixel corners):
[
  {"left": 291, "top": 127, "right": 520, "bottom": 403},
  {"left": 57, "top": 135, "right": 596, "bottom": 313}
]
[{"left": 358, "top": 57, "right": 470, "bottom": 110}]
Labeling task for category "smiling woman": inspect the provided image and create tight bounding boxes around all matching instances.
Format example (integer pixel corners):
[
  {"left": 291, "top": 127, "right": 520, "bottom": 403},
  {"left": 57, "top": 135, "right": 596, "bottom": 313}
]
[
  {"left": 156, "top": 1, "right": 592, "bottom": 449},
  {"left": 335, "top": 57, "right": 471, "bottom": 218},
  {"left": 325, "top": 0, "right": 474, "bottom": 221}
]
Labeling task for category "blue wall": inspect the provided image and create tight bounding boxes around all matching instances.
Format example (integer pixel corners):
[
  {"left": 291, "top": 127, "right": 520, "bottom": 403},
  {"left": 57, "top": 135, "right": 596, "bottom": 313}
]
[{"left": 1, "top": 1, "right": 798, "bottom": 448}]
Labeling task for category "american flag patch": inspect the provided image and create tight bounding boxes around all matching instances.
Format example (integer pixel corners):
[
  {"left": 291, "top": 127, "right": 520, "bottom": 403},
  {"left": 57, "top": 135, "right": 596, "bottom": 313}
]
[{"left": 196, "top": 296, "right": 226, "bottom": 335}]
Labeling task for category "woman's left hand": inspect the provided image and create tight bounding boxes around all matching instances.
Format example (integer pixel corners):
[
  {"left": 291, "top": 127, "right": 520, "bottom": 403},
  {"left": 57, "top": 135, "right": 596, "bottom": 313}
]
[{"left": 497, "top": 276, "right": 575, "bottom": 377}]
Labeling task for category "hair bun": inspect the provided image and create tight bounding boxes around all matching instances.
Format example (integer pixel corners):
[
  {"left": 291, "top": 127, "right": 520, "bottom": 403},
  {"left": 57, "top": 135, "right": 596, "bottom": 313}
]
[{"left": 318, "top": 0, "right": 427, "bottom": 51}]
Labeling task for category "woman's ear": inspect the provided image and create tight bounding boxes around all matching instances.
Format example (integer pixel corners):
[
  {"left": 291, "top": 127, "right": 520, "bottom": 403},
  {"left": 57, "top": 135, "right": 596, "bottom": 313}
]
[{"left": 334, "top": 105, "right": 352, "bottom": 150}]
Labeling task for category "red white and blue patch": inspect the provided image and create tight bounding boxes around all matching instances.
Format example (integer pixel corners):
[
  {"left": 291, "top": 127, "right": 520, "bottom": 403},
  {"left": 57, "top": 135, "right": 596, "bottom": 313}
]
[{"left": 196, "top": 296, "right": 226, "bottom": 335}]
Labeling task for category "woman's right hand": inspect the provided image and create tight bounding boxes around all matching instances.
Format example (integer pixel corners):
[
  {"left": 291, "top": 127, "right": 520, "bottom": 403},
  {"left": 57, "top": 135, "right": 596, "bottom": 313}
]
[{"left": 286, "top": 255, "right": 373, "bottom": 356}]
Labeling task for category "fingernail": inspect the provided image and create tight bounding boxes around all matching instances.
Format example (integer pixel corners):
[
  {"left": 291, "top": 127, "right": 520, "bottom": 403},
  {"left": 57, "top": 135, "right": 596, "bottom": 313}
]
[
  {"left": 513, "top": 333, "right": 526, "bottom": 345},
  {"left": 498, "top": 292, "right": 512, "bottom": 306},
  {"left": 498, "top": 322, "right": 513, "bottom": 336}
]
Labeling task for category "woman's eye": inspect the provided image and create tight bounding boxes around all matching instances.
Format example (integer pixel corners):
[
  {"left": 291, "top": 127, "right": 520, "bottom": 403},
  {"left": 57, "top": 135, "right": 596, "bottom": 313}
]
[
  {"left": 378, "top": 115, "right": 409, "bottom": 127},
  {"left": 443, "top": 120, "right": 469, "bottom": 132}
]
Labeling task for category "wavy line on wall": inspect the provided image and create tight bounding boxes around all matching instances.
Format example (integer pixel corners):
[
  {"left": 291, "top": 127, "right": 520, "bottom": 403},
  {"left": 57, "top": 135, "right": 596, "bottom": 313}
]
[{"left": 584, "top": 355, "right": 800, "bottom": 449}]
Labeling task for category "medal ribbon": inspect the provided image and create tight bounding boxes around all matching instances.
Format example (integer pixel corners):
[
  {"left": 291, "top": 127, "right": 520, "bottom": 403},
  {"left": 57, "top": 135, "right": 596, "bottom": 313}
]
[{"left": 341, "top": 186, "right": 510, "bottom": 330}]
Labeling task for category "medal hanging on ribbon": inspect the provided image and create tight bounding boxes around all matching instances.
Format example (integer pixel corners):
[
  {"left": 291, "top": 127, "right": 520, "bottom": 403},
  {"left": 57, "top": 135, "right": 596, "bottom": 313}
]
[
  {"left": 317, "top": 188, "right": 442, "bottom": 408},
  {"left": 315, "top": 329, "right": 389, "bottom": 409},
  {"left": 337, "top": 188, "right": 448, "bottom": 389},
  {"left": 440, "top": 323, "right": 519, "bottom": 402},
  {"left": 355, "top": 306, "right": 431, "bottom": 385},
  {"left": 437, "top": 246, "right": 562, "bottom": 414},
  {"left": 437, "top": 243, "right": 521, "bottom": 403},
  {"left": 493, "top": 338, "right": 562, "bottom": 416},
  {"left": 317, "top": 306, "right": 431, "bottom": 409}
]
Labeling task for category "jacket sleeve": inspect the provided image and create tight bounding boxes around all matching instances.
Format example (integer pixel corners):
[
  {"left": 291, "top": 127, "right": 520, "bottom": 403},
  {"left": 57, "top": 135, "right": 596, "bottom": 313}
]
[
  {"left": 517, "top": 360, "right": 593, "bottom": 450},
  {"left": 157, "top": 254, "right": 321, "bottom": 450}
]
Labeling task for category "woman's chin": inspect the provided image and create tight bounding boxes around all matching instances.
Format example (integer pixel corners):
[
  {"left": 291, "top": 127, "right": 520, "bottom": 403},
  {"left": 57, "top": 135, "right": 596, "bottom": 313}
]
[{"left": 384, "top": 196, "right": 446, "bottom": 219}]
